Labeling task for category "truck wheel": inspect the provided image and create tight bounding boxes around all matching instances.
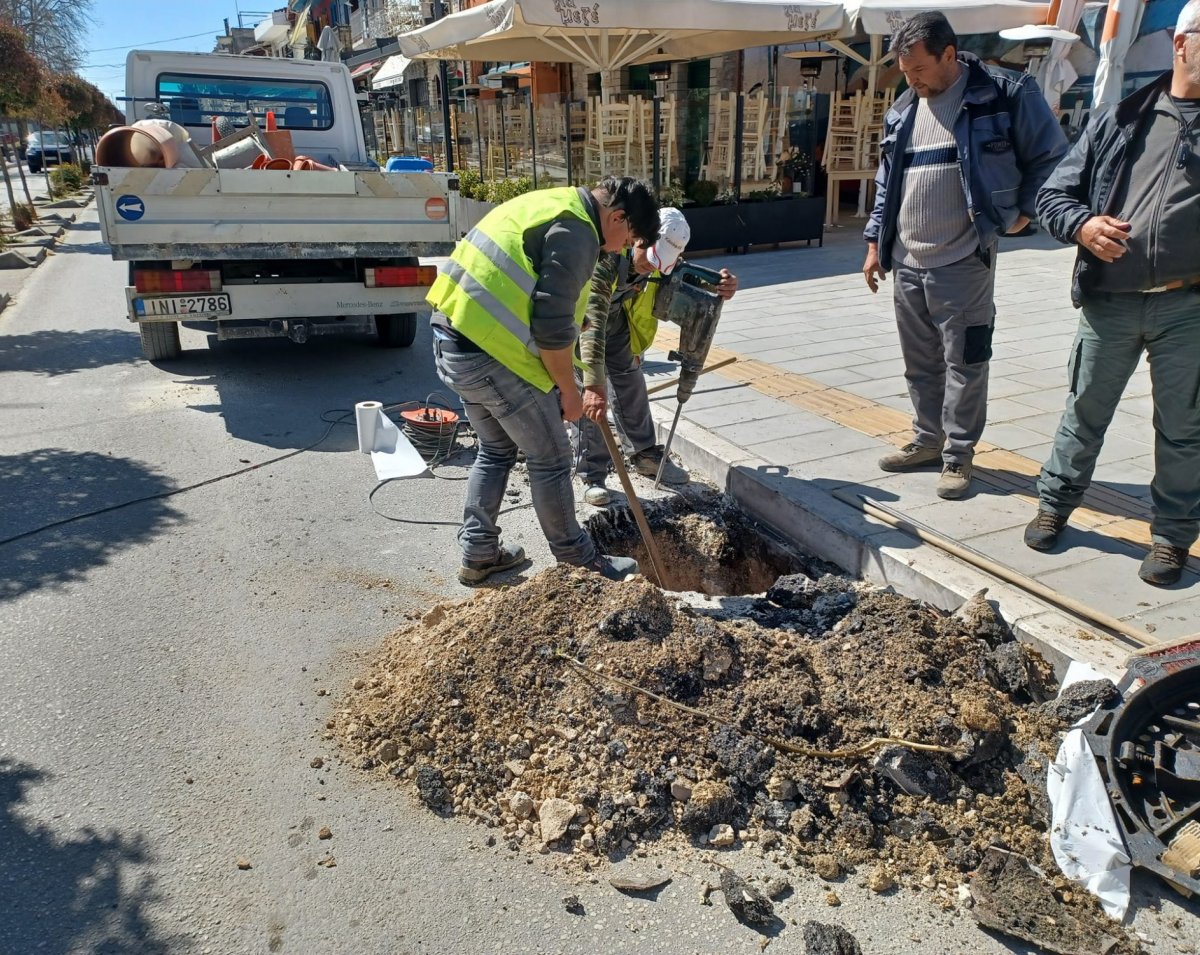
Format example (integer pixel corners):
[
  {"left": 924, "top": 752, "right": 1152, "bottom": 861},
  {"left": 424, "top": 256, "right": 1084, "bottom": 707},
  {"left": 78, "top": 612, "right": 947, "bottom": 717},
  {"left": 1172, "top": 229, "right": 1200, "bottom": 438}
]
[
  {"left": 140, "top": 322, "right": 182, "bottom": 361},
  {"left": 375, "top": 313, "right": 418, "bottom": 348}
]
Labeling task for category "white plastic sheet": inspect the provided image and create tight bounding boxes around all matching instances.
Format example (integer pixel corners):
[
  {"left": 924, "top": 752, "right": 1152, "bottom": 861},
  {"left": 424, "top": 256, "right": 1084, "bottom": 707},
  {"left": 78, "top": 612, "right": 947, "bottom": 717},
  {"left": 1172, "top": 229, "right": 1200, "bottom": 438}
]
[{"left": 1047, "top": 660, "right": 1132, "bottom": 920}]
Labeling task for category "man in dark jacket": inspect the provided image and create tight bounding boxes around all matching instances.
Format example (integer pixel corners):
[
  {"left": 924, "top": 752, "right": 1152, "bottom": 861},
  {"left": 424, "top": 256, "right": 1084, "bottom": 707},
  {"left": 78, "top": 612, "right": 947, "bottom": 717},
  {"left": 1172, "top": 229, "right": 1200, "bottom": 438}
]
[
  {"left": 863, "top": 11, "right": 1067, "bottom": 499},
  {"left": 1025, "top": 0, "right": 1200, "bottom": 586}
]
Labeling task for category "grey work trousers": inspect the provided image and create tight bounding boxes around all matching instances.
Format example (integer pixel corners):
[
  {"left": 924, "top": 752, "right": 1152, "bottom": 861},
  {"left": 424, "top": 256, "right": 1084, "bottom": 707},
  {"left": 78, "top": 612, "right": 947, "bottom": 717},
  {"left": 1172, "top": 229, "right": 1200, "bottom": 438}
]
[
  {"left": 576, "top": 308, "right": 658, "bottom": 486},
  {"left": 432, "top": 338, "right": 596, "bottom": 566},
  {"left": 892, "top": 247, "right": 997, "bottom": 465},
  {"left": 1037, "top": 289, "right": 1200, "bottom": 550}
]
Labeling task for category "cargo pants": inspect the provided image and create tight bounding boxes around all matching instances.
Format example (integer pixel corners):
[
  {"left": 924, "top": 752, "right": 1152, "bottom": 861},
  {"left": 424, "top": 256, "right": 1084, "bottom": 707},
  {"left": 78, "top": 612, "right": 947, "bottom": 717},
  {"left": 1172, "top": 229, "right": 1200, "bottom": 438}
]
[
  {"left": 1037, "top": 289, "right": 1200, "bottom": 550},
  {"left": 892, "top": 245, "right": 998, "bottom": 466}
]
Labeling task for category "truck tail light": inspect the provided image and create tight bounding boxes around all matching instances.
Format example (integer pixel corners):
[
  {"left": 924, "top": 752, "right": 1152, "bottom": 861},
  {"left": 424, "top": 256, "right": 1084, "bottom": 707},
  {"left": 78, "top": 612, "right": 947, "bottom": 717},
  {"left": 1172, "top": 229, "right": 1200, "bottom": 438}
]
[
  {"left": 365, "top": 266, "right": 438, "bottom": 289},
  {"left": 134, "top": 269, "right": 221, "bottom": 293},
  {"left": 425, "top": 198, "right": 448, "bottom": 220}
]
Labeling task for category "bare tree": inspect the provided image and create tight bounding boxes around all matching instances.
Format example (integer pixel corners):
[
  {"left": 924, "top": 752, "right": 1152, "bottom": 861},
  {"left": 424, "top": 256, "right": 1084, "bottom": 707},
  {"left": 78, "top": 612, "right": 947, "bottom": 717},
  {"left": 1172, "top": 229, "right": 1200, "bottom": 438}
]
[{"left": 0, "top": 0, "right": 94, "bottom": 73}]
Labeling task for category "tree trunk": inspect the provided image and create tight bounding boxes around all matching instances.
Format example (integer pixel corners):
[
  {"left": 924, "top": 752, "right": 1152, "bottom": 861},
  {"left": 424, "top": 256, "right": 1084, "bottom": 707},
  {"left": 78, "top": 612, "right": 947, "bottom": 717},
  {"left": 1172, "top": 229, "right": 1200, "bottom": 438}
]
[
  {"left": 13, "top": 159, "right": 36, "bottom": 217},
  {"left": 0, "top": 160, "right": 17, "bottom": 226}
]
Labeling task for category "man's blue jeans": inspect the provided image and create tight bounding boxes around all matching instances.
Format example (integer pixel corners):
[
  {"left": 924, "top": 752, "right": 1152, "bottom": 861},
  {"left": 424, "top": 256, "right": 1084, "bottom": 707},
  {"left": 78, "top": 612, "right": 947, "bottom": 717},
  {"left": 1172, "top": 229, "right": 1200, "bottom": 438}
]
[
  {"left": 433, "top": 337, "right": 596, "bottom": 565},
  {"left": 1037, "top": 289, "right": 1200, "bottom": 549}
]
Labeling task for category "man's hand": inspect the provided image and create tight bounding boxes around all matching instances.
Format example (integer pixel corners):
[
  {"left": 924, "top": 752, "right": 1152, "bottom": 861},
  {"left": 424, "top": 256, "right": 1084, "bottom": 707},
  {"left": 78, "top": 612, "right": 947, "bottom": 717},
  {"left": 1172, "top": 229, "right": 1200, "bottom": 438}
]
[
  {"left": 582, "top": 385, "right": 607, "bottom": 424},
  {"left": 559, "top": 386, "right": 583, "bottom": 424},
  {"left": 1075, "top": 216, "right": 1131, "bottom": 263},
  {"left": 863, "top": 242, "right": 885, "bottom": 294},
  {"left": 716, "top": 269, "right": 738, "bottom": 301},
  {"left": 1006, "top": 214, "right": 1031, "bottom": 235}
]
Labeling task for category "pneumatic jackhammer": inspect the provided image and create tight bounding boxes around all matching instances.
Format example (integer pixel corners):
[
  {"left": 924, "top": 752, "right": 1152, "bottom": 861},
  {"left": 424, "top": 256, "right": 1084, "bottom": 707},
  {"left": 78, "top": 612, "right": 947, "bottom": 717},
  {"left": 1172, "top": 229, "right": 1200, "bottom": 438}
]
[{"left": 649, "top": 262, "right": 725, "bottom": 488}]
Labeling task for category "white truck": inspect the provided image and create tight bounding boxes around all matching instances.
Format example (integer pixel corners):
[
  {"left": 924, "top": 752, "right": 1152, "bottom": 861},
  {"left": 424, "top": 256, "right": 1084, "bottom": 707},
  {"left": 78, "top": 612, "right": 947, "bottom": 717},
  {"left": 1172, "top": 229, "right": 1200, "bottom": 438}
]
[{"left": 94, "top": 51, "right": 460, "bottom": 360}]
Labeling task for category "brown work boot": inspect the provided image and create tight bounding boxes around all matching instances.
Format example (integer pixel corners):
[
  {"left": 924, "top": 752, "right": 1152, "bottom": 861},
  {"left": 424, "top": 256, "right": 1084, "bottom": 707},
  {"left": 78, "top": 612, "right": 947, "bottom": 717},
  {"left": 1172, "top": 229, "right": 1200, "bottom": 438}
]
[
  {"left": 936, "top": 462, "right": 973, "bottom": 500},
  {"left": 1139, "top": 543, "right": 1190, "bottom": 587},
  {"left": 878, "top": 442, "right": 942, "bottom": 473},
  {"left": 1024, "top": 510, "right": 1069, "bottom": 551}
]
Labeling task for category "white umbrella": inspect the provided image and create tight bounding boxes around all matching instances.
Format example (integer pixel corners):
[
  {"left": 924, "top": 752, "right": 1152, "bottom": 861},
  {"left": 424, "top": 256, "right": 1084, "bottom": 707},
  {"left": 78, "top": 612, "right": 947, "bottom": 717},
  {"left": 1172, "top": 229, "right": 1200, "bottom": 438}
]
[
  {"left": 830, "top": 0, "right": 1051, "bottom": 95},
  {"left": 845, "top": 0, "right": 1051, "bottom": 36},
  {"left": 1001, "top": 0, "right": 1086, "bottom": 114},
  {"left": 373, "top": 54, "right": 416, "bottom": 91},
  {"left": 1092, "top": 0, "right": 1145, "bottom": 109},
  {"left": 397, "top": 0, "right": 848, "bottom": 91}
]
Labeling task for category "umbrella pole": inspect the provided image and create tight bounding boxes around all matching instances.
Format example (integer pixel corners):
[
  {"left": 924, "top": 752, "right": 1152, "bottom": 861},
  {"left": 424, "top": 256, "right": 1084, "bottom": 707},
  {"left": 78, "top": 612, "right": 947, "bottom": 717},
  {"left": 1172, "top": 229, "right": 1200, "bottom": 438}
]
[
  {"left": 475, "top": 102, "right": 484, "bottom": 175},
  {"left": 652, "top": 92, "right": 662, "bottom": 193},
  {"left": 528, "top": 88, "right": 538, "bottom": 188},
  {"left": 500, "top": 93, "right": 509, "bottom": 178},
  {"left": 732, "top": 92, "right": 744, "bottom": 202},
  {"left": 564, "top": 97, "right": 573, "bottom": 185}
]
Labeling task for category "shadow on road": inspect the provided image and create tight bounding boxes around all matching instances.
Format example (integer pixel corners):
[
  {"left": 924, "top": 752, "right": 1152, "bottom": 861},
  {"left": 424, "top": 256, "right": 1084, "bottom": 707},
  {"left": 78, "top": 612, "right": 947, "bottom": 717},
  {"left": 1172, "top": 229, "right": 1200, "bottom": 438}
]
[
  {"left": 0, "top": 328, "right": 142, "bottom": 377},
  {"left": 0, "top": 449, "right": 184, "bottom": 601},
  {"left": 0, "top": 759, "right": 174, "bottom": 954},
  {"left": 167, "top": 321, "right": 451, "bottom": 451},
  {"left": 48, "top": 240, "right": 110, "bottom": 256}
]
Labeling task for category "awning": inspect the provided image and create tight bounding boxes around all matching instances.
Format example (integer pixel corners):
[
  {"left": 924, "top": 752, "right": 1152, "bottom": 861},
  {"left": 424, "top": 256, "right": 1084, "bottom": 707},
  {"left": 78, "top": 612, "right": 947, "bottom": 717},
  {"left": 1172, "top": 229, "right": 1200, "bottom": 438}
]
[
  {"left": 372, "top": 54, "right": 415, "bottom": 90},
  {"left": 350, "top": 60, "right": 382, "bottom": 79}
]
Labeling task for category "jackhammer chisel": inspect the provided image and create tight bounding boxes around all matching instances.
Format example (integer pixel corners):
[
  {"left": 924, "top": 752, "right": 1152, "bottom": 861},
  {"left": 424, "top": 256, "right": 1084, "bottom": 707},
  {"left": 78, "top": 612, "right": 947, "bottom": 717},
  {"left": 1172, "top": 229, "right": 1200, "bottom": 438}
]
[{"left": 649, "top": 263, "right": 725, "bottom": 488}]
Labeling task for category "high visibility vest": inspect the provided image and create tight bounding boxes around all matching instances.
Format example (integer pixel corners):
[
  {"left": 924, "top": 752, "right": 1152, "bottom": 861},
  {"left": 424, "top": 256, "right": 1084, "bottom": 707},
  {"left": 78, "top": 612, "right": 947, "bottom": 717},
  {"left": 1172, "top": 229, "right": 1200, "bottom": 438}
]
[
  {"left": 427, "top": 187, "right": 597, "bottom": 392},
  {"left": 622, "top": 277, "right": 660, "bottom": 356}
]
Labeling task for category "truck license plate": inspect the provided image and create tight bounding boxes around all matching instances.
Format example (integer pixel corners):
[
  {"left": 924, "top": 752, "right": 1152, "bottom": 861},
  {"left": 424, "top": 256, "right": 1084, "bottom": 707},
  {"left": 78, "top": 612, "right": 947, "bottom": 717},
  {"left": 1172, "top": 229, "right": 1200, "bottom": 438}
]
[{"left": 135, "top": 293, "right": 232, "bottom": 317}]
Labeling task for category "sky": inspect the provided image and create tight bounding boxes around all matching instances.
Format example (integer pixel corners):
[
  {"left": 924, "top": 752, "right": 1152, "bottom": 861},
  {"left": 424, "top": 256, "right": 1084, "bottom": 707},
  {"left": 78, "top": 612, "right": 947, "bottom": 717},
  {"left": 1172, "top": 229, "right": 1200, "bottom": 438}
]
[{"left": 79, "top": 0, "right": 250, "bottom": 106}]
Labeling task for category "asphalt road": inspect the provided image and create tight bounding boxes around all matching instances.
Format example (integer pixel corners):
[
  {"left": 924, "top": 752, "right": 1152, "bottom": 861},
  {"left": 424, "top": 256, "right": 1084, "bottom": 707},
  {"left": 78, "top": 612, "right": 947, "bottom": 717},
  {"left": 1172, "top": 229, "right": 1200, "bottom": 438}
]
[{"left": 2, "top": 209, "right": 1196, "bottom": 955}]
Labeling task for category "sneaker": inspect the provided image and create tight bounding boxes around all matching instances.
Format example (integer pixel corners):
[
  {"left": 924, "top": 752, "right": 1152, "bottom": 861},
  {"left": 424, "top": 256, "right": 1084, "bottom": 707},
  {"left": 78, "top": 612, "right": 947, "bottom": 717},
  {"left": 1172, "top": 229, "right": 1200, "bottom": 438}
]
[
  {"left": 583, "top": 553, "right": 640, "bottom": 581},
  {"left": 583, "top": 483, "right": 611, "bottom": 507},
  {"left": 630, "top": 446, "right": 689, "bottom": 485},
  {"left": 1139, "top": 543, "right": 1190, "bottom": 587},
  {"left": 458, "top": 544, "right": 527, "bottom": 585},
  {"left": 936, "top": 462, "right": 973, "bottom": 500},
  {"left": 1024, "top": 510, "right": 1069, "bottom": 551},
  {"left": 878, "top": 442, "right": 942, "bottom": 473}
]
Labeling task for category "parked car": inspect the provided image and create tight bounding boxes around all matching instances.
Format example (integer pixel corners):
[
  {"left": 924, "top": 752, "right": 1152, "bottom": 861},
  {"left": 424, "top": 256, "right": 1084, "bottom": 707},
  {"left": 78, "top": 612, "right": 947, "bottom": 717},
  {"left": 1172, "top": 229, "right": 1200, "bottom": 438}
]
[{"left": 27, "top": 131, "right": 78, "bottom": 173}]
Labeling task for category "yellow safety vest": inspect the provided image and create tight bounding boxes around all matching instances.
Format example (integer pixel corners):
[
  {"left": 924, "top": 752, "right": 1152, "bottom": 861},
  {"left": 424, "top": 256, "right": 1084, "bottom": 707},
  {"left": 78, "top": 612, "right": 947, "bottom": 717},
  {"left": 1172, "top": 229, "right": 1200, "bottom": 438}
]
[
  {"left": 622, "top": 276, "right": 660, "bottom": 357},
  {"left": 427, "top": 187, "right": 597, "bottom": 392}
]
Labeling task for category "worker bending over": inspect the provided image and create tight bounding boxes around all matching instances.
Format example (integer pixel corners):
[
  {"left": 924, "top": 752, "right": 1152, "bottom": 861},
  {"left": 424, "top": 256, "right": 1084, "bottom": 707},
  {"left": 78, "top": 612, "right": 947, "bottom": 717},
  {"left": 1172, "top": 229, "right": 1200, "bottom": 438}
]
[
  {"left": 576, "top": 207, "right": 738, "bottom": 506},
  {"left": 428, "top": 176, "right": 660, "bottom": 583}
]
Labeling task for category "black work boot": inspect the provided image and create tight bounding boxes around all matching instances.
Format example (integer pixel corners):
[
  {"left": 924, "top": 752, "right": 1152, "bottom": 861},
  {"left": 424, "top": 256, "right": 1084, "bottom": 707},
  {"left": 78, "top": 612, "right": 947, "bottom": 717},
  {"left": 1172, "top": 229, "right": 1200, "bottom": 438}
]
[
  {"left": 1139, "top": 543, "right": 1190, "bottom": 587},
  {"left": 1024, "top": 510, "right": 1069, "bottom": 551}
]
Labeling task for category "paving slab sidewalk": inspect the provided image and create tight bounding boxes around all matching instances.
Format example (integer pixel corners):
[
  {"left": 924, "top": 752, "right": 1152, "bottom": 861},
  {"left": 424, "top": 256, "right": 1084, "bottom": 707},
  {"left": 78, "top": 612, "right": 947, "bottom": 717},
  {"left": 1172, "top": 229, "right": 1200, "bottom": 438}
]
[{"left": 643, "top": 224, "right": 1198, "bottom": 659}]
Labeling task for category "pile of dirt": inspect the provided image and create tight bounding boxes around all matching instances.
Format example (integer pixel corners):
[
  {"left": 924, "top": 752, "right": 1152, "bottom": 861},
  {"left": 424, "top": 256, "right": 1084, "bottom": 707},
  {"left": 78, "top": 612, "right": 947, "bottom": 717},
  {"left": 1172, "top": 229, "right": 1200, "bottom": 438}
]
[{"left": 334, "top": 509, "right": 1125, "bottom": 947}]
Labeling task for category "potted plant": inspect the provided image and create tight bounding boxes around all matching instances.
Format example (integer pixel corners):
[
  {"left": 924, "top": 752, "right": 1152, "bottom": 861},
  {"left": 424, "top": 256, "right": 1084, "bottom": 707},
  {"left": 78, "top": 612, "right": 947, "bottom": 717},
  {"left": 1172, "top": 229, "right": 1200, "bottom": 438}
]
[{"left": 775, "top": 147, "right": 813, "bottom": 196}]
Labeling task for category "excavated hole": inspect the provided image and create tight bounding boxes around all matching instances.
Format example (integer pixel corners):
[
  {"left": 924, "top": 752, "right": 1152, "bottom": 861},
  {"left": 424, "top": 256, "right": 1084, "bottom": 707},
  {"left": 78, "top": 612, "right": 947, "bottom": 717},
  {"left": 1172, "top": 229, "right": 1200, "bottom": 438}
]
[{"left": 585, "top": 487, "right": 813, "bottom": 595}]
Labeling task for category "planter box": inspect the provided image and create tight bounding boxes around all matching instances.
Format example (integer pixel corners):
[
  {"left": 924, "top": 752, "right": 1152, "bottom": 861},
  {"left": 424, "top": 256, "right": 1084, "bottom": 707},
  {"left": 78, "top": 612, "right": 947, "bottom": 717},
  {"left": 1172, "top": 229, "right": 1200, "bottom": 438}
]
[
  {"left": 681, "top": 203, "right": 748, "bottom": 254},
  {"left": 457, "top": 196, "right": 496, "bottom": 235},
  {"left": 682, "top": 196, "right": 824, "bottom": 255},
  {"left": 740, "top": 195, "right": 823, "bottom": 248}
]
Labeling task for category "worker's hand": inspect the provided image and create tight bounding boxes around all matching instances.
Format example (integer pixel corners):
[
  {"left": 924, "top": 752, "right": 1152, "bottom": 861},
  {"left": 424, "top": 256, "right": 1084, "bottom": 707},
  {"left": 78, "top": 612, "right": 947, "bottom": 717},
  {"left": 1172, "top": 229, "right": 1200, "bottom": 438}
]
[
  {"left": 1006, "top": 214, "right": 1031, "bottom": 235},
  {"left": 1075, "top": 216, "right": 1131, "bottom": 263},
  {"left": 716, "top": 269, "right": 738, "bottom": 300},
  {"left": 559, "top": 386, "right": 583, "bottom": 424},
  {"left": 863, "top": 243, "right": 885, "bottom": 294},
  {"left": 582, "top": 386, "right": 607, "bottom": 424}
]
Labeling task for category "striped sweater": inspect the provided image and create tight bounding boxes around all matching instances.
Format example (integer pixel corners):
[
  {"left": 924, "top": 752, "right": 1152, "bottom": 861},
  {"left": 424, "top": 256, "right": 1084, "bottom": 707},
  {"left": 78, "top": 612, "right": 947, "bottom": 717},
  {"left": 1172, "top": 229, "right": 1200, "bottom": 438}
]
[{"left": 893, "top": 66, "right": 979, "bottom": 269}]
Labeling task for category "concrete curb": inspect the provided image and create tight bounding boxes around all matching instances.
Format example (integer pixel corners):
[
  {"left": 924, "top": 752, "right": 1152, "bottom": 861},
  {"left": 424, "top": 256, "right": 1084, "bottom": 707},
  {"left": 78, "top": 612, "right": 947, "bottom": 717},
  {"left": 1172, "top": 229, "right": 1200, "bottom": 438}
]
[
  {"left": 0, "top": 291, "right": 10, "bottom": 315},
  {"left": 652, "top": 406, "right": 1128, "bottom": 681},
  {"left": 0, "top": 247, "right": 46, "bottom": 269}
]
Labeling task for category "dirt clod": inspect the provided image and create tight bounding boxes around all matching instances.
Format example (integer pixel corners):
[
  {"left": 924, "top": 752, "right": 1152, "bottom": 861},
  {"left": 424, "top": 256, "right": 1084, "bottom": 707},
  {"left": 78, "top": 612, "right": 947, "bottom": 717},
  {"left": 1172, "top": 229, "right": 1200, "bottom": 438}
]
[
  {"left": 802, "top": 921, "right": 862, "bottom": 955},
  {"left": 562, "top": 894, "right": 584, "bottom": 915},
  {"left": 969, "top": 848, "right": 1119, "bottom": 955},
  {"left": 236, "top": 857, "right": 252, "bottom": 871},
  {"left": 718, "top": 865, "right": 776, "bottom": 927}
]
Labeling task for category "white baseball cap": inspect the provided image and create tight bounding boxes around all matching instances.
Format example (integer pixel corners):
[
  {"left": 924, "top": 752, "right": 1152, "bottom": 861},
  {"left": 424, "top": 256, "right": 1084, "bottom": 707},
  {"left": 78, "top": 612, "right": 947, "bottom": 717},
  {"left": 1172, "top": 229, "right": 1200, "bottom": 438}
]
[{"left": 646, "top": 207, "right": 690, "bottom": 275}]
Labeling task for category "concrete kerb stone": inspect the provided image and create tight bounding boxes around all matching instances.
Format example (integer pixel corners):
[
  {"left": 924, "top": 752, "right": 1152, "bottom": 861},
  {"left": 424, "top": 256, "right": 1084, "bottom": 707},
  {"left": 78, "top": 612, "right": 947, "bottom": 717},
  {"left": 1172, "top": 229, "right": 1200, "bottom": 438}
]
[
  {"left": 0, "top": 291, "right": 10, "bottom": 315},
  {"left": 652, "top": 402, "right": 1130, "bottom": 682},
  {"left": 0, "top": 247, "right": 47, "bottom": 269}
]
